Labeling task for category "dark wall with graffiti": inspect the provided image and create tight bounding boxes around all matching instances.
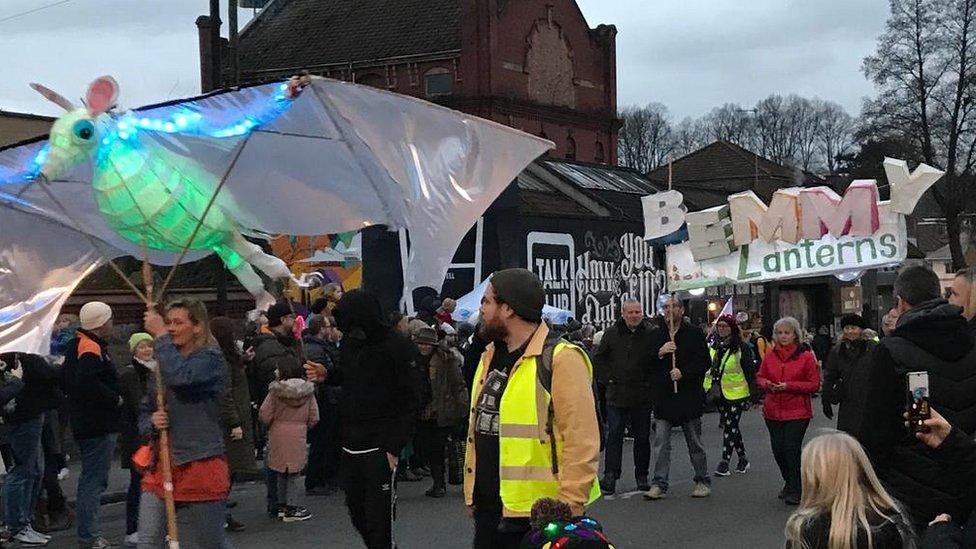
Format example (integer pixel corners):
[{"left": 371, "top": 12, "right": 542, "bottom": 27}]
[{"left": 525, "top": 225, "right": 667, "bottom": 330}]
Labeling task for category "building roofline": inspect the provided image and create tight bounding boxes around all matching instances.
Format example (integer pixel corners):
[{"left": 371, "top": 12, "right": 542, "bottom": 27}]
[{"left": 0, "top": 110, "right": 56, "bottom": 122}]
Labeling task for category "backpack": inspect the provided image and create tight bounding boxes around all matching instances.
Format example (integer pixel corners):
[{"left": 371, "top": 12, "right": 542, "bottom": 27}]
[{"left": 536, "top": 331, "right": 607, "bottom": 473}]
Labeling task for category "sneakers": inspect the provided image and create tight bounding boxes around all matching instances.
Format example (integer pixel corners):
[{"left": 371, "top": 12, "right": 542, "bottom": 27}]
[
  {"left": 714, "top": 461, "right": 731, "bottom": 477},
  {"left": 598, "top": 476, "right": 616, "bottom": 495},
  {"left": 78, "top": 536, "right": 113, "bottom": 549},
  {"left": 397, "top": 468, "right": 423, "bottom": 482},
  {"left": 123, "top": 533, "right": 138, "bottom": 547},
  {"left": 425, "top": 485, "right": 446, "bottom": 498},
  {"left": 282, "top": 506, "right": 312, "bottom": 522},
  {"left": 784, "top": 492, "right": 801, "bottom": 506},
  {"left": 692, "top": 481, "right": 711, "bottom": 498},
  {"left": 14, "top": 526, "right": 50, "bottom": 546},
  {"left": 642, "top": 485, "right": 666, "bottom": 500},
  {"left": 735, "top": 458, "right": 751, "bottom": 474},
  {"left": 636, "top": 476, "right": 650, "bottom": 492},
  {"left": 225, "top": 514, "right": 246, "bottom": 532}
]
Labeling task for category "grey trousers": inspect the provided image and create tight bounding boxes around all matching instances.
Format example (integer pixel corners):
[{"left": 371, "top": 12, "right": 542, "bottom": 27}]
[
  {"left": 137, "top": 492, "right": 234, "bottom": 548},
  {"left": 277, "top": 472, "right": 302, "bottom": 508},
  {"left": 651, "top": 417, "right": 710, "bottom": 491}
]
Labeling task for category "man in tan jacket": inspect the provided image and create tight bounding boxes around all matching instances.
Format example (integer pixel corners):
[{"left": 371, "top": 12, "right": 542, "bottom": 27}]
[{"left": 463, "top": 268, "right": 601, "bottom": 549}]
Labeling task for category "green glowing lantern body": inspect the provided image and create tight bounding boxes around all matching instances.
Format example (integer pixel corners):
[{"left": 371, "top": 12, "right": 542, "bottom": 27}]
[{"left": 34, "top": 76, "right": 292, "bottom": 308}]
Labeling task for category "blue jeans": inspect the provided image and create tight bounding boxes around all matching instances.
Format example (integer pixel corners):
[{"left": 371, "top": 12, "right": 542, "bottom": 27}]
[
  {"left": 651, "top": 418, "right": 709, "bottom": 491},
  {"left": 137, "top": 492, "right": 233, "bottom": 548},
  {"left": 603, "top": 406, "right": 653, "bottom": 480},
  {"left": 76, "top": 434, "right": 118, "bottom": 543},
  {"left": 265, "top": 464, "right": 279, "bottom": 513},
  {"left": 2, "top": 416, "right": 44, "bottom": 531}
]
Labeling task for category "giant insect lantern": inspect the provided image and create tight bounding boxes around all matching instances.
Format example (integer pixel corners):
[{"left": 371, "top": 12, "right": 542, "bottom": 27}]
[
  {"left": 0, "top": 74, "right": 555, "bottom": 352},
  {"left": 31, "top": 75, "right": 299, "bottom": 309}
]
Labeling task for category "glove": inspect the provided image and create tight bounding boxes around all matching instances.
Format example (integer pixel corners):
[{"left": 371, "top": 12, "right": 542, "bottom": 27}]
[{"left": 822, "top": 401, "right": 834, "bottom": 420}]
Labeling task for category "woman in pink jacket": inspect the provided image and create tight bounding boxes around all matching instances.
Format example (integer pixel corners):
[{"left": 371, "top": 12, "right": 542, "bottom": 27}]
[
  {"left": 260, "top": 361, "right": 320, "bottom": 522},
  {"left": 757, "top": 316, "right": 820, "bottom": 506}
]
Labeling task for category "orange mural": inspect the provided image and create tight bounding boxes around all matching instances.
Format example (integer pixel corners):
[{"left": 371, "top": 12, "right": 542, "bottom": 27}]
[{"left": 270, "top": 232, "right": 363, "bottom": 304}]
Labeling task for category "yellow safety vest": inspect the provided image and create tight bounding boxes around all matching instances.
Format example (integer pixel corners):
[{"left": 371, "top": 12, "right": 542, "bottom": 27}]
[
  {"left": 470, "top": 341, "right": 601, "bottom": 515},
  {"left": 703, "top": 347, "right": 750, "bottom": 401}
]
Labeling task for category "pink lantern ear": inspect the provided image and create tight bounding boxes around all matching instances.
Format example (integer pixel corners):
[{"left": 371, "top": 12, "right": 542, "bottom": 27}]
[{"left": 85, "top": 76, "right": 119, "bottom": 115}]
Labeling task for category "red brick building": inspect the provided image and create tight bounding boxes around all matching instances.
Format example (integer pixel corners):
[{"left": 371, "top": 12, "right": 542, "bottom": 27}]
[{"left": 201, "top": 0, "right": 619, "bottom": 163}]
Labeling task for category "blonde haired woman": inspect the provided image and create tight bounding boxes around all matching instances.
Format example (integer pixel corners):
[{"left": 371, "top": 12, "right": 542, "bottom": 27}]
[
  {"left": 757, "top": 316, "right": 820, "bottom": 505},
  {"left": 786, "top": 432, "right": 916, "bottom": 549}
]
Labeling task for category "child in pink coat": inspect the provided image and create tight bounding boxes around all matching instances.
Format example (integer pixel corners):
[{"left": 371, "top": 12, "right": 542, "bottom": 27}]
[{"left": 260, "top": 361, "right": 319, "bottom": 522}]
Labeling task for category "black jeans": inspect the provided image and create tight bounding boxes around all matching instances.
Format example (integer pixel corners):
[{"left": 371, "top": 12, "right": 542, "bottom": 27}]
[
  {"left": 604, "top": 406, "right": 652, "bottom": 480},
  {"left": 341, "top": 450, "right": 397, "bottom": 549},
  {"left": 415, "top": 421, "right": 451, "bottom": 488},
  {"left": 472, "top": 495, "right": 530, "bottom": 549},
  {"left": 765, "top": 419, "right": 809, "bottom": 496},
  {"left": 125, "top": 468, "right": 141, "bottom": 535},
  {"left": 306, "top": 403, "right": 340, "bottom": 490}
]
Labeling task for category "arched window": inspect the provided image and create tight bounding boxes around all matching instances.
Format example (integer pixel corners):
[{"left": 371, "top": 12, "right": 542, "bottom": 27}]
[
  {"left": 595, "top": 141, "right": 605, "bottom": 163},
  {"left": 424, "top": 68, "right": 453, "bottom": 98},
  {"left": 565, "top": 136, "right": 577, "bottom": 161},
  {"left": 355, "top": 73, "right": 385, "bottom": 88}
]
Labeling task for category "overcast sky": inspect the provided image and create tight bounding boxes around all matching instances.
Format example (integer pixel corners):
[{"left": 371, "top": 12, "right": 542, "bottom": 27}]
[{"left": 0, "top": 0, "right": 888, "bottom": 120}]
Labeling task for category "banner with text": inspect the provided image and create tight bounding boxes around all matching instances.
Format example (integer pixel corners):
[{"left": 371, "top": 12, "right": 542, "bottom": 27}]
[{"left": 666, "top": 212, "right": 907, "bottom": 291}]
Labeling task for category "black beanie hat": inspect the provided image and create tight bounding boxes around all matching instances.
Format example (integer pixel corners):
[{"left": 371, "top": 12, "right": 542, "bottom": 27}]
[
  {"left": 840, "top": 313, "right": 866, "bottom": 329},
  {"left": 490, "top": 268, "right": 545, "bottom": 323},
  {"left": 267, "top": 302, "right": 294, "bottom": 328}
]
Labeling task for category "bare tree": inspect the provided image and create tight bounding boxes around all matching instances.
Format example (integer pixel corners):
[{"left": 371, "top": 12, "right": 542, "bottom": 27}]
[
  {"left": 703, "top": 103, "right": 753, "bottom": 144},
  {"left": 816, "top": 100, "right": 856, "bottom": 173},
  {"left": 618, "top": 103, "right": 674, "bottom": 173},
  {"left": 863, "top": 0, "right": 976, "bottom": 269},
  {"left": 670, "top": 117, "right": 710, "bottom": 160}
]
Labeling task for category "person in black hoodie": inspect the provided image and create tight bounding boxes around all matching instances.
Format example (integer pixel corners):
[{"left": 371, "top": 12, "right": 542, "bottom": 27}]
[
  {"left": 592, "top": 299, "right": 657, "bottom": 494},
  {"left": 327, "top": 289, "right": 420, "bottom": 549},
  {"left": 0, "top": 352, "right": 62, "bottom": 545},
  {"left": 822, "top": 314, "right": 876, "bottom": 434},
  {"left": 854, "top": 265, "right": 976, "bottom": 528}
]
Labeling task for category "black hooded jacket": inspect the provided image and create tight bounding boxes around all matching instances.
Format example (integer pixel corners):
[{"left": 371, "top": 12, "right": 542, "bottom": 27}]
[
  {"left": 330, "top": 289, "right": 420, "bottom": 455},
  {"left": 854, "top": 299, "right": 976, "bottom": 525}
]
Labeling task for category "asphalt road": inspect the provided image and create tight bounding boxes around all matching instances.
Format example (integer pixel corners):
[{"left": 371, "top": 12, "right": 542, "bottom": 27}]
[{"left": 45, "top": 407, "right": 832, "bottom": 548}]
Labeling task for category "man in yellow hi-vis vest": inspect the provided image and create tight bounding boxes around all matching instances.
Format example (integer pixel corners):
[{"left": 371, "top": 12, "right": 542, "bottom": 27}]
[{"left": 464, "top": 269, "right": 601, "bottom": 549}]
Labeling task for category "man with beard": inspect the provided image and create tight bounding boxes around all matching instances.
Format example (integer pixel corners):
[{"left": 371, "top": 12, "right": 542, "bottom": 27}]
[
  {"left": 464, "top": 269, "right": 601, "bottom": 549},
  {"left": 250, "top": 301, "right": 302, "bottom": 517}
]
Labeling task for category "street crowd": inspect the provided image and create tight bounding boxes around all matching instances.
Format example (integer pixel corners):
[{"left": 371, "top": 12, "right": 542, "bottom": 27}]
[{"left": 0, "top": 265, "right": 973, "bottom": 548}]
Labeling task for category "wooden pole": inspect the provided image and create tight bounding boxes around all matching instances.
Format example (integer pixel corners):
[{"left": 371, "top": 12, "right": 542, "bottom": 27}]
[
  {"left": 142, "top": 250, "right": 180, "bottom": 549},
  {"left": 667, "top": 160, "right": 678, "bottom": 393},
  {"left": 668, "top": 293, "right": 678, "bottom": 394}
]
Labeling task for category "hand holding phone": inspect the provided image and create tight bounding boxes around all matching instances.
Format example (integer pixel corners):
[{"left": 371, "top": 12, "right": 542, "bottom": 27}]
[{"left": 907, "top": 371, "right": 931, "bottom": 435}]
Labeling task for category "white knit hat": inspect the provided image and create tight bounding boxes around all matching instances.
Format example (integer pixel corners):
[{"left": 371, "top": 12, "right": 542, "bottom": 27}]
[{"left": 79, "top": 301, "right": 112, "bottom": 331}]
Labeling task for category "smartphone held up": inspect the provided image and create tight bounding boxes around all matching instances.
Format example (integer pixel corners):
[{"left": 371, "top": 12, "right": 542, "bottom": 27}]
[{"left": 907, "top": 371, "right": 931, "bottom": 435}]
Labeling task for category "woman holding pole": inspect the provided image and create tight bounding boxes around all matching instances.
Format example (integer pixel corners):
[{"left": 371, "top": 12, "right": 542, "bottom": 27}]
[{"left": 139, "top": 298, "right": 233, "bottom": 548}]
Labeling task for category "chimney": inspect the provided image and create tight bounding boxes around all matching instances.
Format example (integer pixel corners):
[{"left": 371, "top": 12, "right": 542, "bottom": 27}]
[{"left": 196, "top": 15, "right": 215, "bottom": 92}]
